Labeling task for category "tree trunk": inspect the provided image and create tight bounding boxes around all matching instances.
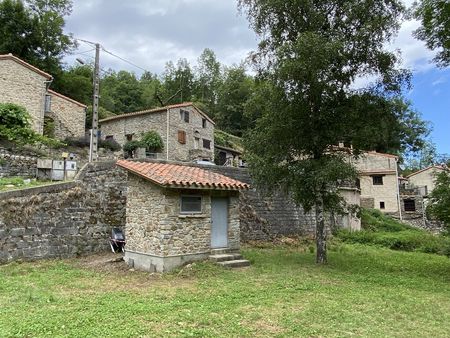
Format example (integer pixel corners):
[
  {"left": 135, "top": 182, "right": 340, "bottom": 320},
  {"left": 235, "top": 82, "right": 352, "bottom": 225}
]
[{"left": 315, "top": 197, "right": 327, "bottom": 264}]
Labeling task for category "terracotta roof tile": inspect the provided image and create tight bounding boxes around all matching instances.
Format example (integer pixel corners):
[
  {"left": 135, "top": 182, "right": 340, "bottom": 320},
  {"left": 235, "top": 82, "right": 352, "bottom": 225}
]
[{"left": 117, "top": 160, "right": 249, "bottom": 190}]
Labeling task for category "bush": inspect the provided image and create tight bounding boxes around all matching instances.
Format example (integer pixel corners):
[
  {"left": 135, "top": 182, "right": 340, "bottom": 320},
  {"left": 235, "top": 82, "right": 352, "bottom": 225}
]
[
  {"left": 361, "top": 209, "right": 414, "bottom": 232},
  {"left": 64, "top": 137, "right": 90, "bottom": 148},
  {"left": 123, "top": 140, "right": 143, "bottom": 153},
  {"left": 140, "top": 131, "right": 163, "bottom": 152},
  {"left": 99, "top": 138, "right": 121, "bottom": 151}
]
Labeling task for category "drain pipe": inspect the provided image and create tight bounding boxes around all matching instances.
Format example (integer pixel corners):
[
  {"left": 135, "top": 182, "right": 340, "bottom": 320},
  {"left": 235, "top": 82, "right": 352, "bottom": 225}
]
[
  {"left": 395, "top": 157, "right": 403, "bottom": 221},
  {"left": 166, "top": 108, "right": 169, "bottom": 160}
]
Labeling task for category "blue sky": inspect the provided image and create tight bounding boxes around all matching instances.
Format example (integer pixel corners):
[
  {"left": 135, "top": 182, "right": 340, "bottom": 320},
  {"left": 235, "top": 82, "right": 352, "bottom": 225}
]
[
  {"left": 64, "top": 0, "right": 448, "bottom": 155},
  {"left": 408, "top": 68, "right": 450, "bottom": 155}
]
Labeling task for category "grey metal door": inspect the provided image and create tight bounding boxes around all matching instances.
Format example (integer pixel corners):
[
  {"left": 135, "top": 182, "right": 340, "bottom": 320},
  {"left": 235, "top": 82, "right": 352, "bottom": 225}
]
[{"left": 211, "top": 197, "right": 228, "bottom": 248}]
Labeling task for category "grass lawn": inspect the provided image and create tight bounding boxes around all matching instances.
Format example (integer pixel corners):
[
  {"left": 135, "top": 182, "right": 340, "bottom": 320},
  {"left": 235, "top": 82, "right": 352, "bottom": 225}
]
[
  {"left": 0, "top": 244, "right": 449, "bottom": 337},
  {"left": 0, "top": 177, "right": 58, "bottom": 192}
]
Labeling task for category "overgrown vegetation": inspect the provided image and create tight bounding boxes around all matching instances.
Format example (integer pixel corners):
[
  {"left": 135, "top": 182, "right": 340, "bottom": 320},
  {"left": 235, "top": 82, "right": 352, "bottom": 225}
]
[
  {"left": 0, "top": 177, "right": 52, "bottom": 191},
  {"left": 427, "top": 171, "right": 450, "bottom": 231},
  {"left": 0, "top": 245, "right": 449, "bottom": 337},
  {"left": 337, "top": 209, "right": 450, "bottom": 256}
]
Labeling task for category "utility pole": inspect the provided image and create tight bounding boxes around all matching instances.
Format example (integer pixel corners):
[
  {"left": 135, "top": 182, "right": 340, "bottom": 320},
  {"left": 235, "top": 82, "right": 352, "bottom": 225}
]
[{"left": 89, "top": 43, "right": 100, "bottom": 162}]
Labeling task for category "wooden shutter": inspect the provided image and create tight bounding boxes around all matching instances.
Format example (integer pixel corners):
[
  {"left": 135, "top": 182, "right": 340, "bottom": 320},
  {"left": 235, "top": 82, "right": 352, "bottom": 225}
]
[{"left": 178, "top": 130, "right": 186, "bottom": 144}]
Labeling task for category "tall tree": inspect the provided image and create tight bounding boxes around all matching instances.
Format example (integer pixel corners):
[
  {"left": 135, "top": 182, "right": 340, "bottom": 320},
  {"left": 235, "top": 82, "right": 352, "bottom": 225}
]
[
  {"left": 216, "top": 65, "right": 255, "bottom": 136},
  {"left": 194, "top": 48, "right": 223, "bottom": 117},
  {"left": 427, "top": 171, "right": 450, "bottom": 232},
  {"left": 413, "top": 0, "right": 450, "bottom": 67},
  {"left": 239, "top": 0, "right": 423, "bottom": 263},
  {"left": 0, "top": 0, "right": 75, "bottom": 78},
  {"left": 162, "top": 59, "right": 195, "bottom": 105}
]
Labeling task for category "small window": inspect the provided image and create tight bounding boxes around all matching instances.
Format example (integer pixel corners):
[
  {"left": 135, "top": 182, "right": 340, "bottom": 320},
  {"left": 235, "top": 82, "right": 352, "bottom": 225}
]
[
  {"left": 105, "top": 135, "right": 114, "bottom": 141},
  {"left": 202, "top": 118, "right": 207, "bottom": 128},
  {"left": 380, "top": 201, "right": 385, "bottom": 209},
  {"left": 180, "top": 109, "right": 190, "bottom": 123},
  {"left": 194, "top": 137, "right": 200, "bottom": 149},
  {"left": 404, "top": 199, "right": 416, "bottom": 212},
  {"left": 44, "top": 94, "right": 52, "bottom": 112},
  {"left": 372, "top": 175, "right": 383, "bottom": 185},
  {"left": 203, "top": 139, "right": 211, "bottom": 149},
  {"left": 180, "top": 196, "right": 202, "bottom": 213},
  {"left": 178, "top": 130, "right": 186, "bottom": 144},
  {"left": 126, "top": 134, "right": 133, "bottom": 141}
]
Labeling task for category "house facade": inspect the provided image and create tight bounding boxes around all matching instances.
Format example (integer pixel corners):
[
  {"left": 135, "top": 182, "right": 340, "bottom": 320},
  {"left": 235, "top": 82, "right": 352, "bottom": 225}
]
[
  {"left": 406, "top": 165, "right": 446, "bottom": 196},
  {"left": 100, "top": 103, "right": 215, "bottom": 162},
  {"left": 354, "top": 151, "right": 400, "bottom": 213},
  {"left": 0, "top": 54, "right": 86, "bottom": 139},
  {"left": 117, "top": 160, "right": 249, "bottom": 272}
]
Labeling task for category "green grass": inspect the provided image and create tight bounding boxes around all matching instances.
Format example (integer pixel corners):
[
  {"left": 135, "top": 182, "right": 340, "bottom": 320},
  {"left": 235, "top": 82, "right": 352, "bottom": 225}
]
[
  {"left": 337, "top": 209, "right": 450, "bottom": 256},
  {"left": 0, "top": 177, "right": 56, "bottom": 192},
  {"left": 1, "top": 244, "right": 449, "bottom": 337}
]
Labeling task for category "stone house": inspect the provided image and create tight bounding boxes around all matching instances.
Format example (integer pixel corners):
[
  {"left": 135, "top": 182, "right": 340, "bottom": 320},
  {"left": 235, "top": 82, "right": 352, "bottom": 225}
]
[
  {"left": 215, "top": 144, "right": 245, "bottom": 167},
  {"left": 353, "top": 151, "right": 400, "bottom": 214},
  {"left": 0, "top": 54, "right": 86, "bottom": 139},
  {"left": 117, "top": 159, "right": 249, "bottom": 272},
  {"left": 100, "top": 103, "right": 215, "bottom": 162},
  {"left": 406, "top": 165, "right": 447, "bottom": 196}
]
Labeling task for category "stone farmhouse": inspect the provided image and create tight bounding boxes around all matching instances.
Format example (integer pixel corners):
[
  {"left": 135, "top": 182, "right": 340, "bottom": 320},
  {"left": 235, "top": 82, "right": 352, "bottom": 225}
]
[
  {"left": 406, "top": 165, "right": 447, "bottom": 196},
  {"left": 99, "top": 102, "right": 215, "bottom": 162},
  {"left": 117, "top": 160, "right": 250, "bottom": 272},
  {"left": 0, "top": 54, "right": 86, "bottom": 139},
  {"left": 353, "top": 151, "right": 400, "bottom": 214}
]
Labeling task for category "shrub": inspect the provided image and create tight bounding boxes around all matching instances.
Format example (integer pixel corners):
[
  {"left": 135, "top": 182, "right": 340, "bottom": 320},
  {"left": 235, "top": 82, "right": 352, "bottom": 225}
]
[
  {"left": 140, "top": 131, "right": 163, "bottom": 152},
  {"left": 64, "top": 137, "right": 90, "bottom": 148},
  {"left": 123, "top": 140, "right": 143, "bottom": 153},
  {"left": 99, "top": 138, "right": 121, "bottom": 151}
]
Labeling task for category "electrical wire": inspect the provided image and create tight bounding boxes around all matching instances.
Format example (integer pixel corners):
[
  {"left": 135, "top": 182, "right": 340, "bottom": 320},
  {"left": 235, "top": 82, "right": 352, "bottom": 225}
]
[{"left": 101, "top": 47, "right": 150, "bottom": 73}]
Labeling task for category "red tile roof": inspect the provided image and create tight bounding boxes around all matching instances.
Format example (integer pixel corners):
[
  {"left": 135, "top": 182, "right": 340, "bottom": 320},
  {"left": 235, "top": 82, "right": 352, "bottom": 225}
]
[
  {"left": 117, "top": 160, "right": 249, "bottom": 190},
  {"left": 0, "top": 54, "right": 52, "bottom": 80},
  {"left": 99, "top": 102, "right": 215, "bottom": 125}
]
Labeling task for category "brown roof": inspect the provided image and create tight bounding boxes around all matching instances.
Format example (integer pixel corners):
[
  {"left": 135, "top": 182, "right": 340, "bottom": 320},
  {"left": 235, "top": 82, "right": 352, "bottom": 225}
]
[
  {"left": 0, "top": 54, "right": 52, "bottom": 80},
  {"left": 360, "top": 170, "right": 397, "bottom": 175},
  {"left": 117, "top": 160, "right": 249, "bottom": 190},
  {"left": 48, "top": 89, "right": 87, "bottom": 108},
  {"left": 406, "top": 165, "right": 446, "bottom": 178},
  {"left": 99, "top": 102, "right": 215, "bottom": 125}
]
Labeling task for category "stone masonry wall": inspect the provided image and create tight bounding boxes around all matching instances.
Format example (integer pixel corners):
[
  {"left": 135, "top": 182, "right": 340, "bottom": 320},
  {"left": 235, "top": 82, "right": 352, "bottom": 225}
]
[
  {"left": 125, "top": 174, "right": 239, "bottom": 257},
  {"left": 0, "top": 161, "right": 126, "bottom": 263},
  {"left": 49, "top": 91, "right": 86, "bottom": 139},
  {"left": 0, "top": 58, "right": 47, "bottom": 135},
  {"left": 0, "top": 148, "right": 37, "bottom": 177}
]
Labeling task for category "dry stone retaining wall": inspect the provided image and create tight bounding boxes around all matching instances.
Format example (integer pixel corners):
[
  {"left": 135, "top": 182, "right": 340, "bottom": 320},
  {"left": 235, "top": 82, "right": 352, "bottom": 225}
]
[
  {"left": 0, "top": 161, "right": 126, "bottom": 263},
  {"left": 0, "top": 148, "right": 37, "bottom": 177}
]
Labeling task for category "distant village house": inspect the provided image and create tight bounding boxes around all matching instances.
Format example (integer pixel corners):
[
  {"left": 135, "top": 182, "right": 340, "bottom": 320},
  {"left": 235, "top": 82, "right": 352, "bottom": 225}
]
[
  {"left": 0, "top": 54, "right": 86, "bottom": 139},
  {"left": 99, "top": 103, "right": 215, "bottom": 162}
]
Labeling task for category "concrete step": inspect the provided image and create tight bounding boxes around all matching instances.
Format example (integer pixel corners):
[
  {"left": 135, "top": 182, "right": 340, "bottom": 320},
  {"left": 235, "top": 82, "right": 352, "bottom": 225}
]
[
  {"left": 209, "top": 253, "right": 243, "bottom": 262},
  {"left": 217, "top": 259, "right": 250, "bottom": 268},
  {"left": 210, "top": 248, "right": 231, "bottom": 255}
]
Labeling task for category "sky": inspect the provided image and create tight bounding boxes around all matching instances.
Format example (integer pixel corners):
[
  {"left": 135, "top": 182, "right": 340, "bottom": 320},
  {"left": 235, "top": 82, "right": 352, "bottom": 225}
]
[{"left": 63, "top": 0, "right": 449, "bottom": 155}]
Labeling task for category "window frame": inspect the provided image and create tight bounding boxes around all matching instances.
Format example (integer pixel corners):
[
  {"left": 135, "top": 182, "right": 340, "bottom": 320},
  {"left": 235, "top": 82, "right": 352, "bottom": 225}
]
[
  {"left": 180, "top": 109, "right": 190, "bottom": 123},
  {"left": 372, "top": 175, "right": 384, "bottom": 185},
  {"left": 44, "top": 94, "right": 52, "bottom": 113},
  {"left": 202, "top": 118, "right": 207, "bottom": 128},
  {"left": 180, "top": 195, "right": 202, "bottom": 214},
  {"left": 404, "top": 199, "right": 416, "bottom": 212},
  {"left": 379, "top": 201, "right": 385, "bottom": 209},
  {"left": 202, "top": 139, "right": 211, "bottom": 149},
  {"left": 178, "top": 130, "right": 186, "bottom": 144}
]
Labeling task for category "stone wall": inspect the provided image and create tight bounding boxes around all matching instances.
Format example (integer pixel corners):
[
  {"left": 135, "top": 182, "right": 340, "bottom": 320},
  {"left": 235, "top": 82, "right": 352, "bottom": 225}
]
[
  {"left": 0, "top": 57, "right": 48, "bottom": 134},
  {"left": 0, "top": 147, "right": 37, "bottom": 177},
  {"left": 0, "top": 161, "right": 126, "bottom": 263},
  {"left": 48, "top": 91, "right": 86, "bottom": 139}
]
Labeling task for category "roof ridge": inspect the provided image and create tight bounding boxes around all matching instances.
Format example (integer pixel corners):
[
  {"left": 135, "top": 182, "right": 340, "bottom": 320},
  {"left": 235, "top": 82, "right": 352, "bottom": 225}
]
[{"left": 0, "top": 54, "right": 52, "bottom": 80}]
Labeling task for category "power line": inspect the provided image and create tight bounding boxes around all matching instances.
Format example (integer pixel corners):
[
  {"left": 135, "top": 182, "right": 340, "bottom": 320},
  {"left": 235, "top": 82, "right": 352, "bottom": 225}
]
[{"left": 101, "top": 47, "right": 150, "bottom": 73}]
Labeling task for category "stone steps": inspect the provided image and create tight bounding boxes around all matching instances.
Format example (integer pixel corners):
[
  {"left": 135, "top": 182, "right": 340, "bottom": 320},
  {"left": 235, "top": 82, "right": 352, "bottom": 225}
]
[{"left": 209, "top": 248, "right": 250, "bottom": 268}]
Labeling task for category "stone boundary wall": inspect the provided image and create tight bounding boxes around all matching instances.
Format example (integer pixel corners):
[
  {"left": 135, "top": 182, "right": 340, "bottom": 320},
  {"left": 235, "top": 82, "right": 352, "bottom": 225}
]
[
  {"left": 0, "top": 148, "right": 37, "bottom": 178},
  {"left": 0, "top": 161, "right": 126, "bottom": 263}
]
